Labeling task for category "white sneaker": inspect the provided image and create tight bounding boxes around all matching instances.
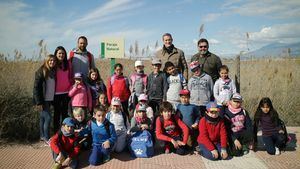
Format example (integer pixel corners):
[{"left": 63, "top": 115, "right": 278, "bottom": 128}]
[{"left": 275, "top": 147, "right": 281, "bottom": 155}]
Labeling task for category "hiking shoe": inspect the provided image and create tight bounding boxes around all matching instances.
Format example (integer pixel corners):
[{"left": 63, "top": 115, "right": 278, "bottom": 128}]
[
  {"left": 52, "top": 162, "right": 61, "bottom": 169},
  {"left": 275, "top": 147, "right": 281, "bottom": 155},
  {"left": 103, "top": 155, "right": 111, "bottom": 163}
]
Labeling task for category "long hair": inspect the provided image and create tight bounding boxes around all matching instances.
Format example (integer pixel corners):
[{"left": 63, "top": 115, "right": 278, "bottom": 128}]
[
  {"left": 42, "top": 54, "right": 57, "bottom": 79},
  {"left": 254, "top": 97, "right": 279, "bottom": 125},
  {"left": 88, "top": 68, "right": 103, "bottom": 84},
  {"left": 54, "top": 46, "right": 68, "bottom": 70}
]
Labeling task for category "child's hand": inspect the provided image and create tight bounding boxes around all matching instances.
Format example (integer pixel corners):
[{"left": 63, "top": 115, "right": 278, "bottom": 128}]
[
  {"left": 211, "top": 149, "right": 219, "bottom": 159},
  {"left": 177, "top": 140, "right": 186, "bottom": 146},
  {"left": 55, "top": 152, "right": 65, "bottom": 163},
  {"left": 221, "top": 151, "right": 228, "bottom": 159},
  {"left": 171, "top": 139, "right": 179, "bottom": 148},
  {"left": 62, "top": 157, "right": 72, "bottom": 167},
  {"left": 234, "top": 139, "right": 242, "bottom": 150},
  {"left": 279, "top": 130, "right": 284, "bottom": 134},
  {"left": 102, "top": 140, "right": 110, "bottom": 149},
  {"left": 191, "top": 123, "right": 198, "bottom": 129}
]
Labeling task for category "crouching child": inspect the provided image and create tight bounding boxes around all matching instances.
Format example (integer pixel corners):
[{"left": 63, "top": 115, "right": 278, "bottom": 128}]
[
  {"left": 198, "top": 102, "right": 229, "bottom": 160},
  {"left": 50, "top": 117, "right": 80, "bottom": 169},
  {"left": 89, "top": 105, "right": 117, "bottom": 166},
  {"left": 156, "top": 101, "right": 189, "bottom": 155}
]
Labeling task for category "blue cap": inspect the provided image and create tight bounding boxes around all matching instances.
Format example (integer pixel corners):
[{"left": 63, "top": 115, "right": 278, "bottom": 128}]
[
  {"left": 62, "top": 117, "right": 75, "bottom": 127},
  {"left": 206, "top": 102, "right": 220, "bottom": 112}
]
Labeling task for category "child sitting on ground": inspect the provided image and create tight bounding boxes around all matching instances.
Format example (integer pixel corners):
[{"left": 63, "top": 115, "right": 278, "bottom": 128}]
[
  {"left": 222, "top": 93, "right": 253, "bottom": 156},
  {"left": 106, "top": 97, "right": 130, "bottom": 153},
  {"left": 89, "top": 105, "right": 117, "bottom": 166},
  {"left": 130, "top": 104, "right": 152, "bottom": 133},
  {"left": 176, "top": 89, "right": 200, "bottom": 151},
  {"left": 156, "top": 101, "right": 189, "bottom": 155},
  {"left": 133, "top": 94, "right": 154, "bottom": 124},
  {"left": 198, "top": 102, "right": 228, "bottom": 160},
  {"left": 72, "top": 107, "right": 90, "bottom": 150},
  {"left": 50, "top": 117, "right": 80, "bottom": 169}
]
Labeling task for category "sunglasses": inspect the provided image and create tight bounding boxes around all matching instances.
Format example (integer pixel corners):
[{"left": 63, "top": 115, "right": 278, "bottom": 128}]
[{"left": 199, "top": 46, "right": 208, "bottom": 48}]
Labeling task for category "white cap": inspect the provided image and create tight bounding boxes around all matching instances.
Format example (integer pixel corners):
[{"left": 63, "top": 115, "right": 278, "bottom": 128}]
[{"left": 135, "top": 60, "right": 143, "bottom": 67}]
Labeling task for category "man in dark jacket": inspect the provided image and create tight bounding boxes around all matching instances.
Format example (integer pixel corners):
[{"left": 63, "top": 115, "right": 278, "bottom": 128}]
[{"left": 191, "top": 38, "right": 222, "bottom": 83}]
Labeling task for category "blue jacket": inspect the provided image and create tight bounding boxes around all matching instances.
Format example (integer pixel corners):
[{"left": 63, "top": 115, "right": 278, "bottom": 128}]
[{"left": 90, "top": 119, "right": 117, "bottom": 145}]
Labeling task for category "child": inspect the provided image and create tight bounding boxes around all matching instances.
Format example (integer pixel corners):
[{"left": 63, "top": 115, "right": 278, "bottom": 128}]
[
  {"left": 188, "top": 61, "right": 213, "bottom": 117},
  {"left": 98, "top": 92, "right": 109, "bottom": 112},
  {"left": 198, "top": 102, "right": 228, "bottom": 160},
  {"left": 253, "top": 97, "right": 287, "bottom": 155},
  {"left": 156, "top": 101, "right": 189, "bottom": 155},
  {"left": 147, "top": 58, "right": 168, "bottom": 117},
  {"left": 222, "top": 93, "right": 253, "bottom": 156},
  {"left": 164, "top": 61, "right": 187, "bottom": 108},
  {"left": 129, "top": 60, "right": 148, "bottom": 113},
  {"left": 69, "top": 72, "right": 92, "bottom": 116},
  {"left": 72, "top": 107, "right": 90, "bottom": 150},
  {"left": 33, "top": 54, "right": 57, "bottom": 144},
  {"left": 214, "top": 65, "right": 236, "bottom": 106},
  {"left": 89, "top": 105, "right": 117, "bottom": 166},
  {"left": 87, "top": 68, "right": 107, "bottom": 108},
  {"left": 176, "top": 89, "right": 200, "bottom": 150},
  {"left": 50, "top": 117, "right": 80, "bottom": 169},
  {"left": 133, "top": 94, "right": 154, "bottom": 124},
  {"left": 106, "top": 97, "right": 130, "bottom": 153},
  {"left": 107, "top": 63, "right": 131, "bottom": 117},
  {"left": 130, "top": 104, "right": 152, "bottom": 133}
]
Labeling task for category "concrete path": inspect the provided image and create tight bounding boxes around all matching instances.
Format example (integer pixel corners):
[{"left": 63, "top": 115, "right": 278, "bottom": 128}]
[{"left": 0, "top": 127, "right": 299, "bottom": 169}]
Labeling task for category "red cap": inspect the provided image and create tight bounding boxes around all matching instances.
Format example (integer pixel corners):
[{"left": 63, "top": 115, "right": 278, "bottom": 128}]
[{"left": 179, "top": 89, "right": 190, "bottom": 96}]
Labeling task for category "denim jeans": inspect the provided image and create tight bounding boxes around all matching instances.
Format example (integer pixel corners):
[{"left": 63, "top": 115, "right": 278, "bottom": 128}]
[
  {"left": 262, "top": 133, "right": 286, "bottom": 155},
  {"left": 40, "top": 101, "right": 52, "bottom": 140},
  {"left": 89, "top": 144, "right": 112, "bottom": 166}
]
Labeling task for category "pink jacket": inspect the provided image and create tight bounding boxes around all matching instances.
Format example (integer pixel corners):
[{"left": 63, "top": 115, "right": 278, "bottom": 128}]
[{"left": 69, "top": 83, "right": 92, "bottom": 111}]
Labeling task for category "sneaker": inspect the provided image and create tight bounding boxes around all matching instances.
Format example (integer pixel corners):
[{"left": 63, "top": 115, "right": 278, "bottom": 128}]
[
  {"left": 44, "top": 139, "right": 50, "bottom": 146},
  {"left": 103, "top": 155, "right": 111, "bottom": 163},
  {"left": 52, "top": 162, "right": 61, "bottom": 169},
  {"left": 243, "top": 150, "right": 249, "bottom": 155},
  {"left": 165, "top": 148, "right": 170, "bottom": 154},
  {"left": 275, "top": 147, "right": 281, "bottom": 155}
]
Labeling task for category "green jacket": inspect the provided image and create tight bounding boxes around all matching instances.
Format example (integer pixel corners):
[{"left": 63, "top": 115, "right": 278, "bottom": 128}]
[
  {"left": 156, "top": 47, "right": 188, "bottom": 80},
  {"left": 191, "top": 51, "right": 222, "bottom": 82}
]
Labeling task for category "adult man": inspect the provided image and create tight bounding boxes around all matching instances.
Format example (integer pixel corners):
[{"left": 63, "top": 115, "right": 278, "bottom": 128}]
[
  {"left": 69, "top": 36, "right": 95, "bottom": 81},
  {"left": 156, "top": 33, "right": 188, "bottom": 79},
  {"left": 191, "top": 38, "right": 222, "bottom": 83}
]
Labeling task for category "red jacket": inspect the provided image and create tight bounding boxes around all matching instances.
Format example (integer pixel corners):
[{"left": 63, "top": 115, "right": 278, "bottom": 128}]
[
  {"left": 197, "top": 117, "right": 227, "bottom": 151},
  {"left": 50, "top": 132, "right": 80, "bottom": 158},
  {"left": 155, "top": 115, "right": 189, "bottom": 144},
  {"left": 107, "top": 74, "right": 130, "bottom": 103}
]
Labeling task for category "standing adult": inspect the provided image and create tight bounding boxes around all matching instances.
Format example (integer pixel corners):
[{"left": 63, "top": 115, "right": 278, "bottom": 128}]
[
  {"left": 53, "top": 46, "right": 72, "bottom": 132},
  {"left": 191, "top": 38, "right": 222, "bottom": 83},
  {"left": 69, "top": 36, "right": 96, "bottom": 81},
  {"left": 33, "top": 54, "right": 57, "bottom": 144},
  {"left": 156, "top": 33, "right": 188, "bottom": 80}
]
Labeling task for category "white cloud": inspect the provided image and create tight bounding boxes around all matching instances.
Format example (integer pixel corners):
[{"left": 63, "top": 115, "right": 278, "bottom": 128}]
[
  {"left": 249, "top": 23, "right": 300, "bottom": 43},
  {"left": 208, "top": 38, "right": 220, "bottom": 44},
  {"left": 202, "top": 13, "right": 223, "bottom": 22}
]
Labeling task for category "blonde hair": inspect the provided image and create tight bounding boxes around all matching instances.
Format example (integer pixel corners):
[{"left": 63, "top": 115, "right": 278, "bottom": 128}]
[
  {"left": 72, "top": 107, "right": 86, "bottom": 116},
  {"left": 42, "top": 54, "right": 57, "bottom": 79}
]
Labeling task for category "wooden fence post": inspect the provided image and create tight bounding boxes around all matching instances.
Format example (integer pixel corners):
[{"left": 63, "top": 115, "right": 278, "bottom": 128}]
[{"left": 235, "top": 54, "right": 240, "bottom": 93}]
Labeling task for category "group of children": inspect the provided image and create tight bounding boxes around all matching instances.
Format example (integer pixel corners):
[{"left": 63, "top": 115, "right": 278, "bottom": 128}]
[{"left": 48, "top": 58, "right": 289, "bottom": 169}]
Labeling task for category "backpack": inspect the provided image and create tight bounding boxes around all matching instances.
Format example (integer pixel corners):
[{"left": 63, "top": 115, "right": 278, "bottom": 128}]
[
  {"left": 110, "top": 75, "right": 130, "bottom": 88},
  {"left": 130, "top": 74, "right": 147, "bottom": 91},
  {"left": 278, "top": 118, "right": 289, "bottom": 148},
  {"left": 69, "top": 50, "right": 93, "bottom": 69},
  {"left": 129, "top": 130, "right": 154, "bottom": 158},
  {"left": 106, "top": 111, "right": 128, "bottom": 129}
]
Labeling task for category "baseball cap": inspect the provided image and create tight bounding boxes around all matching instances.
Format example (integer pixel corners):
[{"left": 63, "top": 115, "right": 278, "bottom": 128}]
[
  {"left": 231, "top": 93, "right": 243, "bottom": 102},
  {"left": 206, "top": 102, "right": 220, "bottom": 112},
  {"left": 152, "top": 58, "right": 162, "bottom": 65},
  {"left": 135, "top": 60, "right": 144, "bottom": 67},
  {"left": 74, "top": 72, "right": 83, "bottom": 79},
  {"left": 111, "top": 97, "right": 121, "bottom": 106},
  {"left": 62, "top": 117, "right": 75, "bottom": 127},
  {"left": 179, "top": 89, "right": 190, "bottom": 96},
  {"left": 138, "top": 94, "right": 148, "bottom": 101},
  {"left": 189, "top": 61, "right": 201, "bottom": 72}
]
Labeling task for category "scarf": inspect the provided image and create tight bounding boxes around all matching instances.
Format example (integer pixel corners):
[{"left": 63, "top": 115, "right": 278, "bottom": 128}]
[
  {"left": 61, "top": 127, "right": 74, "bottom": 137},
  {"left": 163, "top": 44, "right": 174, "bottom": 54},
  {"left": 135, "top": 114, "right": 147, "bottom": 124},
  {"left": 221, "top": 78, "right": 231, "bottom": 85},
  {"left": 228, "top": 102, "right": 242, "bottom": 114},
  {"left": 204, "top": 113, "right": 220, "bottom": 124}
]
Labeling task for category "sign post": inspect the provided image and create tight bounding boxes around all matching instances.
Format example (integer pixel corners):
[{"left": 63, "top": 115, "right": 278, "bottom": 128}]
[{"left": 100, "top": 38, "right": 124, "bottom": 75}]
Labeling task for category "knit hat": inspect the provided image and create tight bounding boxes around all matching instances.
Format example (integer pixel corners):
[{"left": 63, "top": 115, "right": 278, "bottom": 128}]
[
  {"left": 206, "top": 102, "right": 220, "bottom": 112},
  {"left": 152, "top": 58, "right": 162, "bottom": 65},
  {"left": 189, "top": 61, "right": 201, "bottom": 72},
  {"left": 135, "top": 60, "right": 144, "bottom": 67},
  {"left": 231, "top": 93, "right": 243, "bottom": 102},
  {"left": 74, "top": 72, "right": 83, "bottom": 79},
  {"left": 138, "top": 94, "right": 148, "bottom": 101},
  {"left": 179, "top": 89, "right": 190, "bottom": 96},
  {"left": 111, "top": 97, "right": 121, "bottom": 106},
  {"left": 62, "top": 117, "right": 75, "bottom": 127},
  {"left": 137, "top": 104, "right": 147, "bottom": 112}
]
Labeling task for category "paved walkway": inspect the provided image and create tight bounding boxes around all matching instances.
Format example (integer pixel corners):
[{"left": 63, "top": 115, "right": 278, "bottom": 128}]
[{"left": 0, "top": 127, "right": 299, "bottom": 169}]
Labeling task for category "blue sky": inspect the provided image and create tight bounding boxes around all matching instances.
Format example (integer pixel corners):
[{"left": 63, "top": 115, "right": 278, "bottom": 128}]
[{"left": 1, "top": 0, "right": 300, "bottom": 59}]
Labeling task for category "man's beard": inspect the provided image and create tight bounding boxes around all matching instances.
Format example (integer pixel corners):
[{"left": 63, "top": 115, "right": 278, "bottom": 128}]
[{"left": 200, "top": 50, "right": 208, "bottom": 55}]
